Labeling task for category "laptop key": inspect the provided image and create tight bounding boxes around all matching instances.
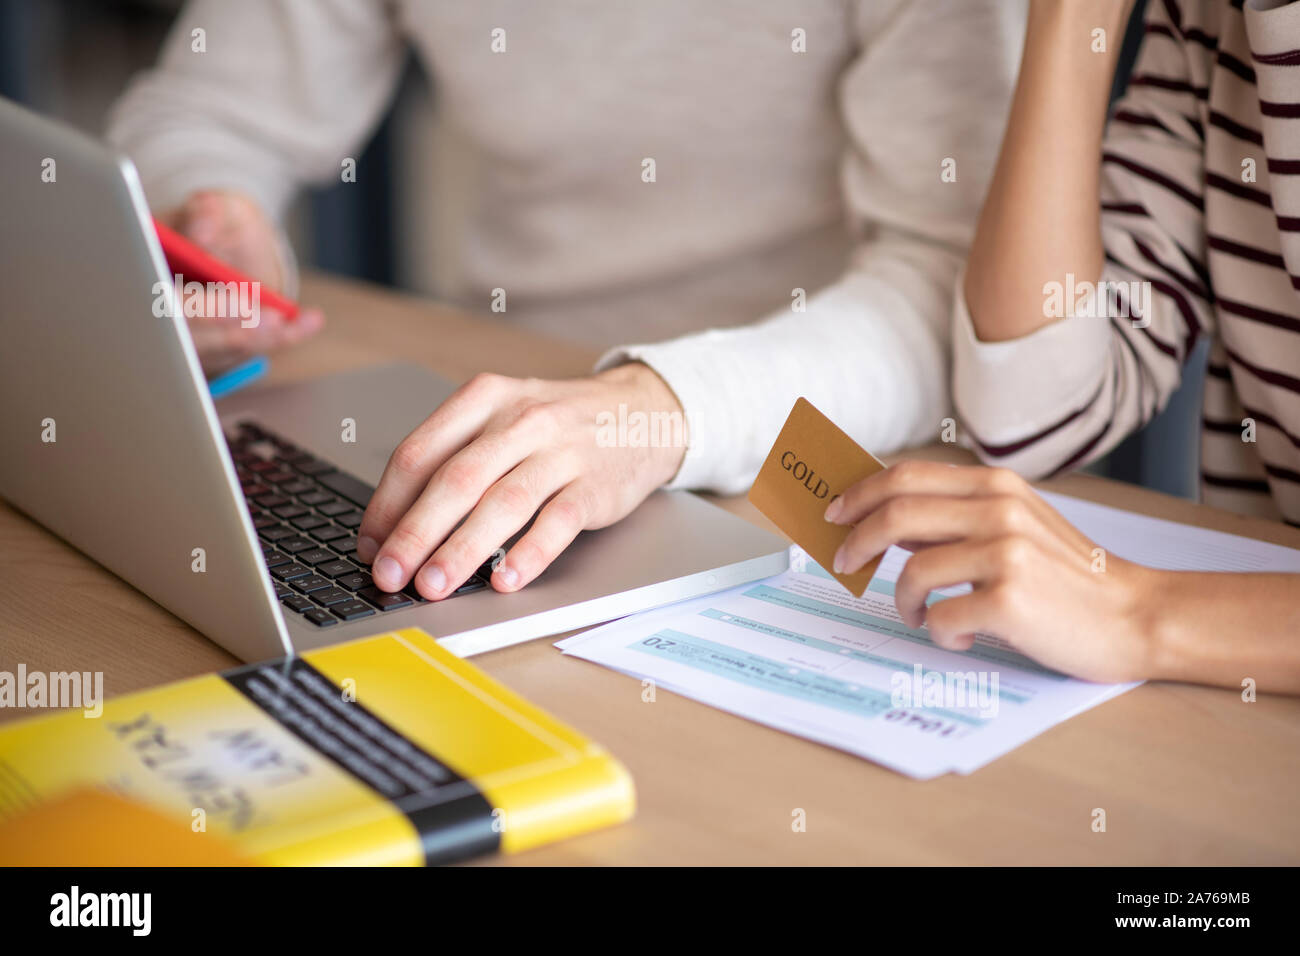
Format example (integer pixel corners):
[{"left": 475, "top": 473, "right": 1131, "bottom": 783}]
[
  {"left": 262, "top": 550, "right": 291, "bottom": 568},
  {"left": 272, "top": 563, "right": 310, "bottom": 581},
  {"left": 272, "top": 504, "right": 309, "bottom": 520},
  {"left": 317, "top": 500, "right": 354, "bottom": 517},
  {"left": 318, "top": 559, "right": 356, "bottom": 578},
  {"left": 272, "top": 581, "right": 293, "bottom": 598},
  {"left": 242, "top": 483, "right": 272, "bottom": 499},
  {"left": 316, "top": 471, "right": 376, "bottom": 508},
  {"left": 336, "top": 571, "right": 373, "bottom": 591},
  {"left": 333, "top": 536, "right": 359, "bottom": 554},
  {"left": 277, "top": 536, "right": 315, "bottom": 554},
  {"left": 281, "top": 479, "right": 316, "bottom": 496},
  {"left": 292, "top": 574, "right": 332, "bottom": 593},
  {"left": 455, "top": 576, "right": 489, "bottom": 595},
  {"left": 335, "top": 511, "right": 364, "bottom": 529},
  {"left": 258, "top": 526, "right": 295, "bottom": 543},
  {"left": 310, "top": 586, "right": 353, "bottom": 607},
  {"left": 310, "top": 525, "right": 349, "bottom": 543},
  {"left": 294, "top": 459, "right": 336, "bottom": 477},
  {"left": 303, "top": 608, "right": 338, "bottom": 628},
  {"left": 264, "top": 470, "right": 301, "bottom": 485},
  {"left": 290, "top": 515, "right": 329, "bottom": 532},
  {"left": 253, "top": 515, "right": 280, "bottom": 530},
  {"left": 357, "top": 587, "right": 415, "bottom": 611},
  {"left": 298, "top": 491, "right": 335, "bottom": 507},
  {"left": 253, "top": 493, "right": 290, "bottom": 509},
  {"left": 331, "top": 600, "right": 375, "bottom": 621},
  {"left": 298, "top": 548, "right": 336, "bottom": 566},
  {"left": 281, "top": 595, "right": 313, "bottom": 614}
]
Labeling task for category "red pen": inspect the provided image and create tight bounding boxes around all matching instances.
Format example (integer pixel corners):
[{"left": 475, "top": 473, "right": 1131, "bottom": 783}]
[{"left": 152, "top": 216, "right": 300, "bottom": 319}]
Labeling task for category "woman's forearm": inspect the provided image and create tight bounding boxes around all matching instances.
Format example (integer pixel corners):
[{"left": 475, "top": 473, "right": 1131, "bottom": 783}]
[
  {"left": 963, "top": 0, "right": 1133, "bottom": 342},
  {"left": 1141, "top": 571, "right": 1300, "bottom": 694}
]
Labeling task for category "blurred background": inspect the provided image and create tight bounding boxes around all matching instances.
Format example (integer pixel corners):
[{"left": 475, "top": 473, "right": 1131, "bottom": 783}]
[
  {"left": 0, "top": 0, "right": 428, "bottom": 289},
  {"left": 0, "top": 0, "right": 1207, "bottom": 497}
]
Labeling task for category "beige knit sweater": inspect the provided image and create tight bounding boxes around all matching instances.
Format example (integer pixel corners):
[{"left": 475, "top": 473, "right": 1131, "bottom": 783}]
[{"left": 108, "top": 0, "right": 1025, "bottom": 494}]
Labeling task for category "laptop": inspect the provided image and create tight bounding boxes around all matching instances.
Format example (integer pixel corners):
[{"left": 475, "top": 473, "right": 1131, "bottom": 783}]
[{"left": 0, "top": 98, "right": 789, "bottom": 662}]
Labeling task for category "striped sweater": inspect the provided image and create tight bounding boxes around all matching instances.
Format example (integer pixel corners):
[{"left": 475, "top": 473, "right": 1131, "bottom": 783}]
[{"left": 953, "top": 0, "right": 1300, "bottom": 526}]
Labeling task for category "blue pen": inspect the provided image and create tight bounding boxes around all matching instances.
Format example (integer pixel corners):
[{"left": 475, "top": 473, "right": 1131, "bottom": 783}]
[{"left": 208, "top": 355, "right": 269, "bottom": 399}]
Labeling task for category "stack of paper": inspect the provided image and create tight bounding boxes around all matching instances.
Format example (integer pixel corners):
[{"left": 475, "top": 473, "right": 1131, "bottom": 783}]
[{"left": 558, "top": 492, "right": 1300, "bottom": 778}]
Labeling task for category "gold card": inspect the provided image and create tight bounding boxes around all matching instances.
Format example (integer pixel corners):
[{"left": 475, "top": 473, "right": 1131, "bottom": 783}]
[{"left": 747, "top": 397, "right": 887, "bottom": 596}]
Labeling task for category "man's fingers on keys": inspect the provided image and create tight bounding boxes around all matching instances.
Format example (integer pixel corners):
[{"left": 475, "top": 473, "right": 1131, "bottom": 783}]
[
  {"left": 357, "top": 374, "right": 506, "bottom": 562},
  {"left": 369, "top": 408, "right": 555, "bottom": 589},
  {"left": 414, "top": 456, "right": 572, "bottom": 599},
  {"left": 493, "top": 483, "right": 595, "bottom": 592}
]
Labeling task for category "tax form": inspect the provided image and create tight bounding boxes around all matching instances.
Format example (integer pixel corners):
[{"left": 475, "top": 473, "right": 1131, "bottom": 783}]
[{"left": 557, "top": 492, "right": 1300, "bottom": 778}]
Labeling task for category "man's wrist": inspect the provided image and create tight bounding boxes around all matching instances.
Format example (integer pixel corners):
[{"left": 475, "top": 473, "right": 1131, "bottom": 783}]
[{"left": 598, "top": 361, "right": 689, "bottom": 486}]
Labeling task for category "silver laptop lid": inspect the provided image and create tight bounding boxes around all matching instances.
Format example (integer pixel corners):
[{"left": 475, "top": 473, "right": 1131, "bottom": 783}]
[{"left": 0, "top": 97, "right": 292, "bottom": 661}]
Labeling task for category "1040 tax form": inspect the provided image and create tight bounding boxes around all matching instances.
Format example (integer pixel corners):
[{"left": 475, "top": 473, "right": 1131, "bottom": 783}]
[{"left": 557, "top": 493, "right": 1300, "bottom": 778}]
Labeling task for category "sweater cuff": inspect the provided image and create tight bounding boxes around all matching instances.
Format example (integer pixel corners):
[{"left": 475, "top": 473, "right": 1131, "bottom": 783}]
[
  {"left": 595, "top": 332, "right": 733, "bottom": 491},
  {"left": 952, "top": 272, "right": 1112, "bottom": 443}
]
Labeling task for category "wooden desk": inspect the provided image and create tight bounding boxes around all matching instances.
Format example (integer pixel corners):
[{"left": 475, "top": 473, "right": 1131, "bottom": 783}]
[{"left": 3, "top": 272, "right": 1299, "bottom": 865}]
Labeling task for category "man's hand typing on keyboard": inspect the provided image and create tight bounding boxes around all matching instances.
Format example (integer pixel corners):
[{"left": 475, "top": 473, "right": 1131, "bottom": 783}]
[{"left": 355, "top": 363, "right": 687, "bottom": 598}]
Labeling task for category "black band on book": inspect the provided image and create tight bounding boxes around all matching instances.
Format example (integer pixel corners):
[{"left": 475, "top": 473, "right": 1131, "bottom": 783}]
[{"left": 222, "top": 657, "right": 499, "bottom": 864}]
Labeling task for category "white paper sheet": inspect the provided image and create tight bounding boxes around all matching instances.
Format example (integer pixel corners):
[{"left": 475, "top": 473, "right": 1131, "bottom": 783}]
[{"left": 558, "top": 491, "right": 1300, "bottom": 778}]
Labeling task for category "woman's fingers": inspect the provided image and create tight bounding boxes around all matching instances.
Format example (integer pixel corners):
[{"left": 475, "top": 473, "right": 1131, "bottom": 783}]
[
  {"left": 919, "top": 588, "right": 1016, "bottom": 652},
  {"left": 833, "top": 493, "right": 1045, "bottom": 576},
  {"left": 827, "top": 460, "right": 1031, "bottom": 526},
  {"left": 893, "top": 536, "right": 1036, "bottom": 631},
  {"left": 828, "top": 459, "right": 1097, "bottom": 575}
]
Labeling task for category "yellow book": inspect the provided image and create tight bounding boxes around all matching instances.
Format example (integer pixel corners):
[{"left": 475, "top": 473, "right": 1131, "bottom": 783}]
[{"left": 0, "top": 628, "right": 634, "bottom": 866}]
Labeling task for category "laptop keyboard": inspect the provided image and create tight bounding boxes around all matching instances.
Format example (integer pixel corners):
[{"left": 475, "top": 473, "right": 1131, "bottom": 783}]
[{"left": 225, "top": 421, "right": 492, "bottom": 628}]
